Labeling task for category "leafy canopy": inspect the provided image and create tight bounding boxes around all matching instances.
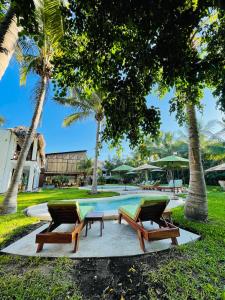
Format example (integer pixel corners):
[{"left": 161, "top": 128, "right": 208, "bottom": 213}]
[{"left": 52, "top": 0, "right": 225, "bottom": 146}]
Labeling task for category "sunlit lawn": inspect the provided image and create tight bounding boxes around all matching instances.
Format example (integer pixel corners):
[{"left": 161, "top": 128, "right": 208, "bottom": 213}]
[{"left": 146, "top": 186, "right": 225, "bottom": 299}]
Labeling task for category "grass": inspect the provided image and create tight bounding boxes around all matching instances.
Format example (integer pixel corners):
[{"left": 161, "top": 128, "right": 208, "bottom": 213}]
[
  {"left": 146, "top": 186, "right": 225, "bottom": 300},
  {"left": 0, "top": 188, "right": 118, "bottom": 248},
  {"left": 0, "top": 186, "right": 224, "bottom": 299}
]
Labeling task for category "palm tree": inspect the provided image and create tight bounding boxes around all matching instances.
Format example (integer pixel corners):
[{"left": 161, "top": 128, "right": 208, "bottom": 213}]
[
  {"left": 184, "top": 104, "right": 208, "bottom": 221},
  {"left": 78, "top": 158, "right": 93, "bottom": 184},
  {"left": 1, "top": 0, "right": 63, "bottom": 214},
  {"left": 56, "top": 89, "right": 104, "bottom": 194},
  {"left": 0, "top": 2, "right": 19, "bottom": 79}
]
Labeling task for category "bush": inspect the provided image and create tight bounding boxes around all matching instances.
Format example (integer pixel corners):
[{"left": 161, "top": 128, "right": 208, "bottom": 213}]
[
  {"left": 52, "top": 175, "right": 69, "bottom": 187},
  {"left": 97, "top": 176, "right": 106, "bottom": 185},
  {"left": 205, "top": 171, "right": 225, "bottom": 186}
]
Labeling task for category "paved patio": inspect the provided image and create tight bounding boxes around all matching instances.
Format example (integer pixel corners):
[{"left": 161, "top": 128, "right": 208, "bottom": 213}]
[{"left": 1, "top": 219, "right": 200, "bottom": 258}]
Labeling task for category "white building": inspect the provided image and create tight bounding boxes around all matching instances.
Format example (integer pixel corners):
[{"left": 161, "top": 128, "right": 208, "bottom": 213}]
[{"left": 0, "top": 127, "right": 45, "bottom": 193}]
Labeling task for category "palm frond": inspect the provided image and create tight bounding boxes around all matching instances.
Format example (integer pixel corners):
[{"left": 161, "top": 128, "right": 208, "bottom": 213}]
[
  {"left": 44, "top": 0, "right": 64, "bottom": 45},
  {"left": 19, "top": 56, "right": 39, "bottom": 85},
  {"left": 35, "top": 0, "right": 64, "bottom": 46},
  {"left": 63, "top": 111, "right": 91, "bottom": 127}
]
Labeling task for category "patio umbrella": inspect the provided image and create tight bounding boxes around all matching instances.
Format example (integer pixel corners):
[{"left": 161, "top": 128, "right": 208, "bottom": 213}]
[
  {"left": 133, "top": 164, "right": 161, "bottom": 182},
  {"left": 152, "top": 155, "right": 189, "bottom": 194},
  {"left": 112, "top": 164, "right": 134, "bottom": 190},
  {"left": 205, "top": 163, "right": 225, "bottom": 172}
]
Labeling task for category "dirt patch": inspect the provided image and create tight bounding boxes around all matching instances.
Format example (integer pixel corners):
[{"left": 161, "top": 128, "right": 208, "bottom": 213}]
[{"left": 73, "top": 249, "right": 185, "bottom": 299}]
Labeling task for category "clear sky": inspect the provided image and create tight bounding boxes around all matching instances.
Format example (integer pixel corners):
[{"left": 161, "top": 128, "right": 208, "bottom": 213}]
[{"left": 0, "top": 60, "right": 224, "bottom": 160}]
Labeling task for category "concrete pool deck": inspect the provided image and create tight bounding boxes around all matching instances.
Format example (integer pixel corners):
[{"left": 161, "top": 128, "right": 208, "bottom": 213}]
[
  {"left": 0, "top": 191, "right": 196, "bottom": 259},
  {"left": 24, "top": 192, "right": 185, "bottom": 221},
  {"left": 1, "top": 220, "right": 200, "bottom": 258}
]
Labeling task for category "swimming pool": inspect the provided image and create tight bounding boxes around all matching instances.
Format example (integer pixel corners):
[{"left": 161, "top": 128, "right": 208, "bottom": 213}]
[
  {"left": 79, "top": 195, "right": 144, "bottom": 212},
  {"left": 81, "top": 184, "right": 139, "bottom": 191}
]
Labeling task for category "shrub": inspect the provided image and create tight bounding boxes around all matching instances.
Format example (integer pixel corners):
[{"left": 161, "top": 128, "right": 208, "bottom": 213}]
[{"left": 52, "top": 175, "right": 69, "bottom": 187}]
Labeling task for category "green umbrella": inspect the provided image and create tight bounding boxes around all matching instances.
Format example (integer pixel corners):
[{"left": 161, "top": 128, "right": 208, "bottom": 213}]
[
  {"left": 112, "top": 165, "right": 134, "bottom": 190},
  {"left": 152, "top": 155, "right": 189, "bottom": 194},
  {"left": 152, "top": 155, "right": 189, "bottom": 168},
  {"left": 112, "top": 165, "right": 134, "bottom": 172}
]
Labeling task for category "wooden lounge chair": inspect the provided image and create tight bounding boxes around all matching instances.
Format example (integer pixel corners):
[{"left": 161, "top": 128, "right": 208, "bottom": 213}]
[
  {"left": 118, "top": 196, "right": 180, "bottom": 252},
  {"left": 36, "top": 201, "right": 94, "bottom": 253},
  {"left": 156, "top": 179, "right": 183, "bottom": 193},
  {"left": 145, "top": 180, "right": 161, "bottom": 190}
]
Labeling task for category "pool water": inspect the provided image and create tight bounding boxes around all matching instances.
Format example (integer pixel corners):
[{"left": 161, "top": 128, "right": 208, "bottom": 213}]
[
  {"left": 79, "top": 196, "right": 142, "bottom": 212},
  {"left": 86, "top": 185, "right": 139, "bottom": 191}
]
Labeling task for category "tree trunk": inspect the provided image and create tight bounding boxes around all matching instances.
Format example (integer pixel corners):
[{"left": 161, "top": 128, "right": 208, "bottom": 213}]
[
  {"left": 0, "top": 5, "right": 19, "bottom": 80},
  {"left": 1, "top": 76, "right": 48, "bottom": 214},
  {"left": 91, "top": 120, "right": 100, "bottom": 194},
  {"left": 184, "top": 104, "right": 208, "bottom": 221}
]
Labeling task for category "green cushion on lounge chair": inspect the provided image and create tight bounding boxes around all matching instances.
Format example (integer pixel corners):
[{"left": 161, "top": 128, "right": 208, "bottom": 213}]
[
  {"left": 119, "top": 196, "right": 169, "bottom": 221},
  {"left": 48, "top": 201, "right": 94, "bottom": 221},
  {"left": 140, "top": 195, "right": 169, "bottom": 206},
  {"left": 78, "top": 205, "right": 94, "bottom": 220},
  {"left": 119, "top": 204, "right": 140, "bottom": 220}
]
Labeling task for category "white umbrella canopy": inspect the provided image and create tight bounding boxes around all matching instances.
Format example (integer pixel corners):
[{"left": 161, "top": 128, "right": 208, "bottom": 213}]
[
  {"left": 133, "top": 164, "right": 162, "bottom": 171},
  {"left": 133, "top": 164, "right": 162, "bottom": 182},
  {"left": 205, "top": 163, "right": 225, "bottom": 172}
]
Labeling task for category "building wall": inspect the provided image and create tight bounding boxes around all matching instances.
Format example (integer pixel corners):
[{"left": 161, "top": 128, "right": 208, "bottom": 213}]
[
  {"left": 45, "top": 152, "right": 87, "bottom": 174},
  {"left": 0, "top": 128, "right": 43, "bottom": 193},
  {"left": 0, "top": 129, "right": 17, "bottom": 193}
]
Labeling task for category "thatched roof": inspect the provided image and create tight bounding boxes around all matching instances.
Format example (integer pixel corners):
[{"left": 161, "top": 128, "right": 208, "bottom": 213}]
[{"left": 10, "top": 126, "right": 46, "bottom": 165}]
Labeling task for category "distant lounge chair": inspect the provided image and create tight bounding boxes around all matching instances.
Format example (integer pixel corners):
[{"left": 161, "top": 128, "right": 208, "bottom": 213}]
[
  {"left": 36, "top": 201, "right": 94, "bottom": 253},
  {"left": 142, "top": 180, "right": 160, "bottom": 190},
  {"left": 157, "top": 180, "right": 183, "bottom": 193},
  {"left": 118, "top": 195, "right": 180, "bottom": 252}
]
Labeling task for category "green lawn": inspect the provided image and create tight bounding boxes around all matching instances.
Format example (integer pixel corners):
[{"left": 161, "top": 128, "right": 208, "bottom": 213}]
[
  {"left": 145, "top": 186, "right": 225, "bottom": 299},
  {"left": 0, "top": 186, "right": 224, "bottom": 299}
]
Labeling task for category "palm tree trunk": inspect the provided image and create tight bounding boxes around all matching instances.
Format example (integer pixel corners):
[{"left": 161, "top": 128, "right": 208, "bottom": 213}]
[
  {"left": 0, "top": 5, "right": 19, "bottom": 80},
  {"left": 184, "top": 103, "right": 208, "bottom": 221},
  {"left": 91, "top": 120, "right": 100, "bottom": 194},
  {"left": 1, "top": 76, "right": 48, "bottom": 214}
]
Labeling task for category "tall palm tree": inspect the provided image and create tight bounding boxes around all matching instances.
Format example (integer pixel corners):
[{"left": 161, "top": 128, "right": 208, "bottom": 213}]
[
  {"left": 0, "top": 3, "right": 19, "bottom": 79},
  {"left": 56, "top": 89, "right": 104, "bottom": 194},
  {"left": 1, "top": 0, "right": 63, "bottom": 214},
  {"left": 184, "top": 103, "right": 208, "bottom": 221}
]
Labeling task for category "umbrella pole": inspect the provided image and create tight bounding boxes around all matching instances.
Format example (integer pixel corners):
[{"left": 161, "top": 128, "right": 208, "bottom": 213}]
[
  {"left": 172, "top": 162, "right": 175, "bottom": 196},
  {"left": 145, "top": 170, "right": 148, "bottom": 182}
]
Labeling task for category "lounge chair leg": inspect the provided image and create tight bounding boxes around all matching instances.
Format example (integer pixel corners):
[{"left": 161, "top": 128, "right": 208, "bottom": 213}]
[
  {"left": 171, "top": 237, "right": 178, "bottom": 245},
  {"left": 118, "top": 213, "right": 122, "bottom": 224},
  {"left": 36, "top": 243, "right": 44, "bottom": 253},
  {"left": 74, "top": 233, "right": 79, "bottom": 253},
  {"left": 137, "top": 230, "right": 146, "bottom": 252}
]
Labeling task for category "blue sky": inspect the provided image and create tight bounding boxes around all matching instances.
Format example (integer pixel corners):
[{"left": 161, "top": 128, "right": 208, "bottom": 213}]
[{"left": 0, "top": 60, "right": 224, "bottom": 160}]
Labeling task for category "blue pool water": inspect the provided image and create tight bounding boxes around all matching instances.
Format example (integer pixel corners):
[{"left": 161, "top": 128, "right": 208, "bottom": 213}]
[
  {"left": 79, "top": 196, "right": 142, "bottom": 212},
  {"left": 85, "top": 185, "right": 139, "bottom": 191}
]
